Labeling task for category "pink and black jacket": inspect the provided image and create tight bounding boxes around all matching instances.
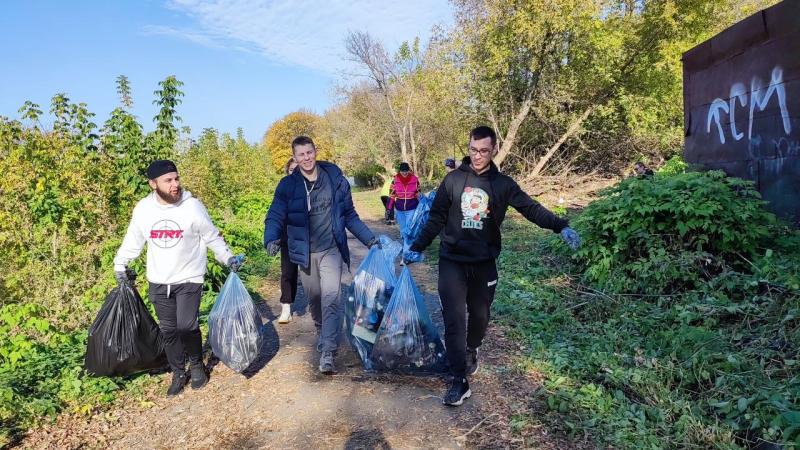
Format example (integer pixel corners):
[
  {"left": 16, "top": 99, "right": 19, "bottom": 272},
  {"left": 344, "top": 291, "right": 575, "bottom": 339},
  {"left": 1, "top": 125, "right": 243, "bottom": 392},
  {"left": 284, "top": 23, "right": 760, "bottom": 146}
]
[{"left": 388, "top": 173, "right": 420, "bottom": 211}]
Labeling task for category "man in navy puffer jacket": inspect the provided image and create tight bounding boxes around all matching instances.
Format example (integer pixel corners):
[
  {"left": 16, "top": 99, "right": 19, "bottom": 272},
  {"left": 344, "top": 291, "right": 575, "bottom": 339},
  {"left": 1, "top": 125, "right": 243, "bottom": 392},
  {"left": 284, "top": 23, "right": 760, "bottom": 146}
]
[{"left": 264, "top": 136, "right": 378, "bottom": 374}]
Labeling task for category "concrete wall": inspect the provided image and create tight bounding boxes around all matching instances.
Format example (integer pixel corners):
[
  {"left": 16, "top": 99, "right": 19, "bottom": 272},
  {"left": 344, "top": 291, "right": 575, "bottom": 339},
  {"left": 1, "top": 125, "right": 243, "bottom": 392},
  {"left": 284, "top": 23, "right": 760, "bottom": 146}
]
[{"left": 683, "top": 0, "right": 800, "bottom": 224}]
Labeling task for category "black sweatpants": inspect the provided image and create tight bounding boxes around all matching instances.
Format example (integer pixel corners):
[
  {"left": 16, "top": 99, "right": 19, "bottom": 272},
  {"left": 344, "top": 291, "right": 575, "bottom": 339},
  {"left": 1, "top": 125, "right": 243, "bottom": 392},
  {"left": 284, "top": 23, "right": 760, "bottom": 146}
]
[
  {"left": 438, "top": 258, "right": 498, "bottom": 378},
  {"left": 280, "top": 242, "right": 298, "bottom": 304},
  {"left": 149, "top": 282, "right": 204, "bottom": 373}
]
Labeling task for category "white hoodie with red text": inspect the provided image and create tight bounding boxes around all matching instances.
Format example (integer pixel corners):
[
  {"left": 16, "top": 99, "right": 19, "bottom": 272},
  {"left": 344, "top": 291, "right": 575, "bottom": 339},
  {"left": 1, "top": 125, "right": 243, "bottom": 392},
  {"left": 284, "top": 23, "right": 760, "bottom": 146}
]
[{"left": 113, "top": 191, "right": 233, "bottom": 285}]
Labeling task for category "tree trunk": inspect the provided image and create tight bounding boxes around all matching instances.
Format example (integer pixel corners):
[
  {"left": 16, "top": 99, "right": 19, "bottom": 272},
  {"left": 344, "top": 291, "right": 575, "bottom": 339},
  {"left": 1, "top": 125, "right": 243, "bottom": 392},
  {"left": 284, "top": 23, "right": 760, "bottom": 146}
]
[
  {"left": 494, "top": 97, "right": 533, "bottom": 168},
  {"left": 400, "top": 123, "right": 408, "bottom": 164},
  {"left": 529, "top": 107, "right": 593, "bottom": 177},
  {"left": 409, "top": 117, "right": 418, "bottom": 173}
]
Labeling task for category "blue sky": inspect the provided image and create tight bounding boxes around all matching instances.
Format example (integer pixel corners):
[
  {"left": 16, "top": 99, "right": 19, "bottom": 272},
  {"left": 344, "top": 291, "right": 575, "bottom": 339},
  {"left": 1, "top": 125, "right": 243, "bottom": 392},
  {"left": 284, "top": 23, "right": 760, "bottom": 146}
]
[{"left": 0, "top": 0, "right": 452, "bottom": 142}]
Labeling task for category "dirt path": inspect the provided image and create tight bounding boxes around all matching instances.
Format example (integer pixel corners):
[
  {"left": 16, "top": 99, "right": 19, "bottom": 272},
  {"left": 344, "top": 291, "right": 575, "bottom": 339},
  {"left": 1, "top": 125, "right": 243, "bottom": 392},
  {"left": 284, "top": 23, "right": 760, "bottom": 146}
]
[{"left": 21, "top": 195, "right": 581, "bottom": 450}]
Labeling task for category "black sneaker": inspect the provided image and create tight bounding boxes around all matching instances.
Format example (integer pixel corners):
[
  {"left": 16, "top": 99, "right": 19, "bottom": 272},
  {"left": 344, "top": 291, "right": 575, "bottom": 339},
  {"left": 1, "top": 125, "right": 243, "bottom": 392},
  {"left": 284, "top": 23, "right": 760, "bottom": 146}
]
[
  {"left": 167, "top": 371, "right": 187, "bottom": 397},
  {"left": 189, "top": 364, "right": 208, "bottom": 390},
  {"left": 466, "top": 347, "right": 479, "bottom": 376},
  {"left": 442, "top": 377, "right": 471, "bottom": 406},
  {"left": 319, "top": 351, "right": 336, "bottom": 374}
]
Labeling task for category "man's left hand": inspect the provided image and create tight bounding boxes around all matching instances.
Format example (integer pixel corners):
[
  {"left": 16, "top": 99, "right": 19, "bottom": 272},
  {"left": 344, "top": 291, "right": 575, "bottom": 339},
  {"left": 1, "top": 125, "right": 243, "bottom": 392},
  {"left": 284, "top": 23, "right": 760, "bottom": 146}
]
[
  {"left": 560, "top": 227, "right": 581, "bottom": 250},
  {"left": 227, "top": 254, "right": 245, "bottom": 272},
  {"left": 367, "top": 238, "right": 382, "bottom": 250}
]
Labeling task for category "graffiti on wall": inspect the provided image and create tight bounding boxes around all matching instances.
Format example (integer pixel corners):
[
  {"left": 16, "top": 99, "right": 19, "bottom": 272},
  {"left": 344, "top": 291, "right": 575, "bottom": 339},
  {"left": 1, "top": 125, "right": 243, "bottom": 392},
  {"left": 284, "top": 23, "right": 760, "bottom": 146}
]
[{"left": 706, "top": 67, "right": 792, "bottom": 144}]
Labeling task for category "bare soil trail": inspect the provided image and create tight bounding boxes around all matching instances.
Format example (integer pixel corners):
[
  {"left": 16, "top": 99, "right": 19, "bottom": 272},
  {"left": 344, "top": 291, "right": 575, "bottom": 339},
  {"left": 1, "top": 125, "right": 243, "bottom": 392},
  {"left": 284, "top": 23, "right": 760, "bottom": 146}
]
[{"left": 21, "top": 191, "right": 585, "bottom": 450}]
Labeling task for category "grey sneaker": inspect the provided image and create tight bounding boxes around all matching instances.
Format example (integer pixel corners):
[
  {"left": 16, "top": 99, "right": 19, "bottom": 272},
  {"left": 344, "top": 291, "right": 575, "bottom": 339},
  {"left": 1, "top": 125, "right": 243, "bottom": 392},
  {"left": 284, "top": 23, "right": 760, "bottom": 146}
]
[
  {"left": 319, "top": 351, "right": 336, "bottom": 374},
  {"left": 466, "top": 347, "right": 479, "bottom": 376}
]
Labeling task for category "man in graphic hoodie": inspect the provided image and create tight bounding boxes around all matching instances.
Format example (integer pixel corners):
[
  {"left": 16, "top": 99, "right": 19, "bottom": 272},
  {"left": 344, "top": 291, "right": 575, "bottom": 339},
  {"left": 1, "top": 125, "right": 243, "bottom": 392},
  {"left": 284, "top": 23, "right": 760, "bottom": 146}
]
[
  {"left": 264, "top": 136, "right": 378, "bottom": 374},
  {"left": 406, "top": 126, "right": 582, "bottom": 406},
  {"left": 114, "top": 160, "right": 243, "bottom": 396}
]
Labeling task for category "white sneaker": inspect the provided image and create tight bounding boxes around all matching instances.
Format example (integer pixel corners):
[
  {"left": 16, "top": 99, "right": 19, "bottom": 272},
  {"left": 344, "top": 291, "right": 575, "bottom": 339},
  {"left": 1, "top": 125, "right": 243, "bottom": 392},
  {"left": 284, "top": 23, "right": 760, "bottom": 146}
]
[{"left": 278, "top": 304, "right": 292, "bottom": 324}]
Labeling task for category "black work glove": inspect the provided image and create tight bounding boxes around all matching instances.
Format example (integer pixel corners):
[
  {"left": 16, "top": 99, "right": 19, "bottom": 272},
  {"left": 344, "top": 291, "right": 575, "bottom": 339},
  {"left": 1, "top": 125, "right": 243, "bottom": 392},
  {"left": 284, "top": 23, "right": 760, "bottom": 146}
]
[
  {"left": 367, "top": 238, "right": 382, "bottom": 250},
  {"left": 266, "top": 240, "right": 281, "bottom": 257}
]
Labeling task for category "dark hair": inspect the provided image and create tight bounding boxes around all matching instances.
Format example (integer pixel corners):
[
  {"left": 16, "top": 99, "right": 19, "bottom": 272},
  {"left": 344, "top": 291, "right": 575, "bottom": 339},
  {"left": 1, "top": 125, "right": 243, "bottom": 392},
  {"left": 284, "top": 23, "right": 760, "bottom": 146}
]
[
  {"left": 634, "top": 161, "right": 646, "bottom": 167},
  {"left": 398, "top": 162, "right": 411, "bottom": 172},
  {"left": 291, "top": 135, "right": 315, "bottom": 152},
  {"left": 469, "top": 126, "right": 497, "bottom": 146},
  {"left": 284, "top": 157, "right": 296, "bottom": 175}
]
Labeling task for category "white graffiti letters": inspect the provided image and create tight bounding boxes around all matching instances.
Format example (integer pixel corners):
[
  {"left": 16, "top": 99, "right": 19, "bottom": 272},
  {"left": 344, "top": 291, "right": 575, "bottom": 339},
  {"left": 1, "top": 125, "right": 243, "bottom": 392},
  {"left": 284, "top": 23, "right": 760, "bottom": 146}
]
[{"left": 706, "top": 67, "right": 792, "bottom": 144}]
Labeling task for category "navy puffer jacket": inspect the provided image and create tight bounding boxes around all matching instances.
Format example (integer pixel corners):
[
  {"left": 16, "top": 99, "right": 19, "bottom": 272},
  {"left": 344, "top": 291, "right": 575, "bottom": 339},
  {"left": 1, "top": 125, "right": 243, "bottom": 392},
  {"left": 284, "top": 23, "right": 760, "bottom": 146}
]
[{"left": 263, "top": 161, "right": 375, "bottom": 269}]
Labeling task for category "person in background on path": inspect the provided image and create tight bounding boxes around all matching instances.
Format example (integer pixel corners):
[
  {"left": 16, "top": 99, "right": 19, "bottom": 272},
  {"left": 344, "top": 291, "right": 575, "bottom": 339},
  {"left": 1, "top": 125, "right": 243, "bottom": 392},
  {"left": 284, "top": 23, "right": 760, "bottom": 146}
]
[
  {"left": 444, "top": 158, "right": 457, "bottom": 174},
  {"left": 634, "top": 161, "right": 654, "bottom": 178},
  {"left": 263, "top": 136, "right": 380, "bottom": 374},
  {"left": 380, "top": 175, "right": 395, "bottom": 225},
  {"left": 113, "top": 160, "right": 244, "bottom": 397},
  {"left": 405, "top": 126, "right": 582, "bottom": 407},
  {"left": 278, "top": 157, "right": 299, "bottom": 324},
  {"left": 388, "top": 162, "right": 420, "bottom": 253}
]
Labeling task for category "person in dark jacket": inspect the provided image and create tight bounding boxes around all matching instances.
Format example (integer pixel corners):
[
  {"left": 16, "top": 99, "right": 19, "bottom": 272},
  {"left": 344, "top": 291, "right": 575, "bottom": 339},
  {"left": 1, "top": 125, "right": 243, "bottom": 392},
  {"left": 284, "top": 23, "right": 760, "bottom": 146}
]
[
  {"left": 278, "top": 157, "right": 299, "bottom": 324},
  {"left": 264, "top": 136, "right": 379, "bottom": 374},
  {"left": 405, "top": 126, "right": 581, "bottom": 406}
]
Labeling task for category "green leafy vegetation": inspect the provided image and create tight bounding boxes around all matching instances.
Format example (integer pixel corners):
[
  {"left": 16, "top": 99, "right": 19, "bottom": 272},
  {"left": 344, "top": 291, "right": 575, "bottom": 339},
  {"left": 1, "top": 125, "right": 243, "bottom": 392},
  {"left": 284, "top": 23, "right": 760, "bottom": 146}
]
[
  {"left": 0, "top": 77, "right": 279, "bottom": 446},
  {"left": 494, "top": 170, "right": 799, "bottom": 449}
]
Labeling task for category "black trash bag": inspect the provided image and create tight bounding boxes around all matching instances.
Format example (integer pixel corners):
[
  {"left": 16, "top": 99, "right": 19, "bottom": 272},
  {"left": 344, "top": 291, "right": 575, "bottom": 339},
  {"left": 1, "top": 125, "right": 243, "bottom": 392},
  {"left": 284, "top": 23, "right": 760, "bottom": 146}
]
[
  {"left": 345, "top": 237, "right": 399, "bottom": 370},
  {"left": 208, "top": 272, "right": 263, "bottom": 373},
  {"left": 370, "top": 267, "right": 447, "bottom": 374},
  {"left": 85, "top": 284, "right": 167, "bottom": 377}
]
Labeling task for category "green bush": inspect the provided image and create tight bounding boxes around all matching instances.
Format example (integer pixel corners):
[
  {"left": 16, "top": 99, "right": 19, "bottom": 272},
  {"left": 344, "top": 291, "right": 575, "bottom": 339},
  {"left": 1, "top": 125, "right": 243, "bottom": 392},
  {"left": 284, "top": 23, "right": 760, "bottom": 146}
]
[
  {"left": 572, "top": 170, "right": 776, "bottom": 293},
  {"left": 495, "top": 219, "right": 800, "bottom": 448}
]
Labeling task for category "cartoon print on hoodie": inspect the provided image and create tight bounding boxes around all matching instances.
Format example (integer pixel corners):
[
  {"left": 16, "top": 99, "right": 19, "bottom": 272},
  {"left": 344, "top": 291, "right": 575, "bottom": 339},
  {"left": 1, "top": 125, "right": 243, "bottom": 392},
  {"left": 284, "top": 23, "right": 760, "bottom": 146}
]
[{"left": 460, "top": 187, "right": 490, "bottom": 230}]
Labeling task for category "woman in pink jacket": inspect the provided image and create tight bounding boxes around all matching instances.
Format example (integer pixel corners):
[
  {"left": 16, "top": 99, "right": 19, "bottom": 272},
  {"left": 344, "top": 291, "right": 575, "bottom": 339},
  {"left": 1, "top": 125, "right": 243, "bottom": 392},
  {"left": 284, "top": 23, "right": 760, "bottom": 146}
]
[{"left": 387, "top": 162, "right": 420, "bottom": 253}]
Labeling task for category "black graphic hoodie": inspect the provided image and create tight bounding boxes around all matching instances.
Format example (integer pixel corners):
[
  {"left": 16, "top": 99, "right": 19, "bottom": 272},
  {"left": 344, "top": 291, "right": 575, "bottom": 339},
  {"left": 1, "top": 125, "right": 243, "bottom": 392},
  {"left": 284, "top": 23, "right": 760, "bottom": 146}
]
[
  {"left": 410, "top": 158, "right": 568, "bottom": 263},
  {"left": 114, "top": 191, "right": 233, "bottom": 285}
]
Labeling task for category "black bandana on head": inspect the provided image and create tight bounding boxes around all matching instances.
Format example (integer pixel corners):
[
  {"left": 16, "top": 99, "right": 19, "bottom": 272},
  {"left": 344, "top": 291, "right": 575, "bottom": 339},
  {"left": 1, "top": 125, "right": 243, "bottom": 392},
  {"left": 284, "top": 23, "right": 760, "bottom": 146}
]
[{"left": 146, "top": 160, "right": 178, "bottom": 180}]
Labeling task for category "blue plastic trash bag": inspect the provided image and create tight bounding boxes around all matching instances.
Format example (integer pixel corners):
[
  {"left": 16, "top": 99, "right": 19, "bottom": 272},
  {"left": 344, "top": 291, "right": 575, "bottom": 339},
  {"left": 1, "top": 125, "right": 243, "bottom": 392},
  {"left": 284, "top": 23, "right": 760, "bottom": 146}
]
[
  {"left": 379, "top": 235, "right": 403, "bottom": 268},
  {"left": 345, "top": 240, "right": 399, "bottom": 370},
  {"left": 402, "top": 251, "right": 424, "bottom": 264},
  {"left": 405, "top": 190, "right": 436, "bottom": 247},
  {"left": 370, "top": 267, "right": 447, "bottom": 374},
  {"left": 208, "top": 273, "right": 263, "bottom": 372}
]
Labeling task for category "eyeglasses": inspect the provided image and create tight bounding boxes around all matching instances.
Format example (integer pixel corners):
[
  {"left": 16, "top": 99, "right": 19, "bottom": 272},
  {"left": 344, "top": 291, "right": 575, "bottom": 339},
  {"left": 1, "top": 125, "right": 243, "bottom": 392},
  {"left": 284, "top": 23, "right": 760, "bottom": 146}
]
[{"left": 469, "top": 147, "right": 492, "bottom": 156}]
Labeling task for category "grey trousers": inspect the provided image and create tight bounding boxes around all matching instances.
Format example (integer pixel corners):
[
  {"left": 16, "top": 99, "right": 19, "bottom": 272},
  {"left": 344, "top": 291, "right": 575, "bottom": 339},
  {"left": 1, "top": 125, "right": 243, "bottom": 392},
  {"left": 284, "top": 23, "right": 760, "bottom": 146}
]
[{"left": 298, "top": 246, "right": 344, "bottom": 353}]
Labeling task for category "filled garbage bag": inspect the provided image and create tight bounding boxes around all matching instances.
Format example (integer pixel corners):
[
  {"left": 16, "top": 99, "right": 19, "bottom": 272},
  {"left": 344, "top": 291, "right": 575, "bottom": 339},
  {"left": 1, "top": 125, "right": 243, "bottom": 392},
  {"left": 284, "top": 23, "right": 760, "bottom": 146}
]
[
  {"left": 370, "top": 267, "right": 446, "bottom": 374},
  {"left": 345, "top": 237, "right": 399, "bottom": 370},
  {"left": 404, "top": 190, "right": 436, "bottom": 247},
  {"left": 85, "top": 284, "right": 167, "bottom": 377},
  {"left": 208, "top": 272, "right": 263, "bottom": 373},
  {"left": 378, "top": 234, "right": 403, "bottom": 270}
]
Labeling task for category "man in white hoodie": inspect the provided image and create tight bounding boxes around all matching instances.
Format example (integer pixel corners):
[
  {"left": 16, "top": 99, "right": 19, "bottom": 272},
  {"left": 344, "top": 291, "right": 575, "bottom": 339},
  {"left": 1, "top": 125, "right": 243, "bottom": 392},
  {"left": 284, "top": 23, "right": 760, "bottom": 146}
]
[{"left": 114, "top": 160, "right": 243, "bottom": 396}]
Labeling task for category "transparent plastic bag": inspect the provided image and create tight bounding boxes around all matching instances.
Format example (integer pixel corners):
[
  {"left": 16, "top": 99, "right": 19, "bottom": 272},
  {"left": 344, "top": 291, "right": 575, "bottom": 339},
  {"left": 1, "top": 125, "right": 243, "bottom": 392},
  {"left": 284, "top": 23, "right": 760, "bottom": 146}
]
[
  {"left": 345, "top": 238, "right": 399, "bottom": 370},
  {"left": 85, "top": 284, "right": 167, "bottom": 377},
  {"left": 208, "top": 273, "right": 263, "bottom": 373},
  {"left": 405, "top": 190, "right": 436, "bottom": 246},
  {"left": 379, "top": 235, "right": 403, "bottom": 269},
  {"left": 370, "top": 267, "right": 446, "bottom": 374}
]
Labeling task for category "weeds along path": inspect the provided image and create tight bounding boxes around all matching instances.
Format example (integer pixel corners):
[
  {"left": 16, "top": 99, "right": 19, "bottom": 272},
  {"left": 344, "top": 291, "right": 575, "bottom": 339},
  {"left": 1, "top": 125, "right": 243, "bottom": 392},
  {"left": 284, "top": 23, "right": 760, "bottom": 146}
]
[{"left": 22, "top": 189, "right": 582, "bottom": 450}]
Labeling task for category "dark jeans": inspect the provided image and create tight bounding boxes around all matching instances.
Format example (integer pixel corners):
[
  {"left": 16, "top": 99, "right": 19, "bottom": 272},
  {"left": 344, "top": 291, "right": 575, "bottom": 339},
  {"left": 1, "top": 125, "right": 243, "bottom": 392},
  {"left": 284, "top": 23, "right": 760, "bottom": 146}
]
[
  {"left": 438, "top": 258, "right": 498, "bottom": 378},
  {"left": 149, "top": 282, "right": 204, "bottom": 373},
  {"left": 280, "top": 243, "right": 298, "bottom": 304}
]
